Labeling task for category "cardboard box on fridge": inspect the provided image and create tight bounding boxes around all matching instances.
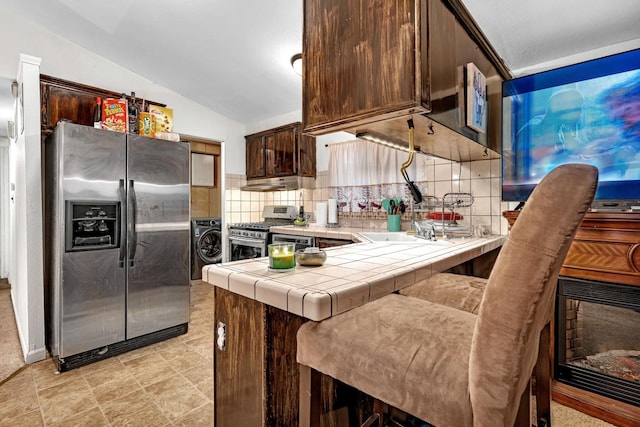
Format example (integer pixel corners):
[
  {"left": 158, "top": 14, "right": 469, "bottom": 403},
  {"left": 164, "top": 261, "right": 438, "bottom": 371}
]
[
  {"left": 102, "top": 98, "right": 128, "bottom": 133},
  {"left": 148, "top": 105, "right": 173, "bottom": 134},
  {"left": 138, "top": 112, "right": 155, "bottom": 137}
]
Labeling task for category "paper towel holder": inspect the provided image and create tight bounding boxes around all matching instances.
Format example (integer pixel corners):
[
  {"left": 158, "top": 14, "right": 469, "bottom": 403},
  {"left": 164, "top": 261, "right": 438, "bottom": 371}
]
[{"left": 327, "top": 198, "right": 339, "bottom": 228}]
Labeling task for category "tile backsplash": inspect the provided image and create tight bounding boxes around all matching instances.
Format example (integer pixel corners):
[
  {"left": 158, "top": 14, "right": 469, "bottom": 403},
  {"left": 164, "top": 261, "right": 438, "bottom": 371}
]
[{"left": 226, "top": 157, "right": 512, "bottom": 235}]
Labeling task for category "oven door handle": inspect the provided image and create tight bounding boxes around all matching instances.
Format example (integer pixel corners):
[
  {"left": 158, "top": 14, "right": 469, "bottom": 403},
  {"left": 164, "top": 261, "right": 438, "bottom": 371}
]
[{"left": 229, "top": 237, "right": 266, "bottom": 247}]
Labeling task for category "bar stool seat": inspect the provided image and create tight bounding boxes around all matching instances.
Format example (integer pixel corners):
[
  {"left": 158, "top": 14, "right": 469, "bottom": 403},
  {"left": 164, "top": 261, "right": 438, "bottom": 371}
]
[
  {"left": 399, "top": 272, "right": 487, "bottom": 314},
  {"left": 298, "top": 292, "right": 478, "bottom": 425}
]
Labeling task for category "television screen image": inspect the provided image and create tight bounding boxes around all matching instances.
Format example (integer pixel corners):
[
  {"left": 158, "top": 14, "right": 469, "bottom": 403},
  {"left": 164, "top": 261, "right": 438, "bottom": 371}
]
[{"left": 502, "top": 49, "right": 640, "bottom": 204}]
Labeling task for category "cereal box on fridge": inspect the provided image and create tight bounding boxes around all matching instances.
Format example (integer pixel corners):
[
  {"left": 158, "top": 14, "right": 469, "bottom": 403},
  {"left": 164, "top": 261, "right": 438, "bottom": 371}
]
[
  {"left": 148, "top": 105, "right": 173, "bottom": 134},
  {"left": 101, "top": 98, "right": 128, "bottom": 133}
]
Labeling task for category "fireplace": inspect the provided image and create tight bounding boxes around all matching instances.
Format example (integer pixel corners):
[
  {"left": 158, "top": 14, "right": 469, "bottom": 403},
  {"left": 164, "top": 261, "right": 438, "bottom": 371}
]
[{"left": 555, "top": 277, "right": 640, "bottom": 407}]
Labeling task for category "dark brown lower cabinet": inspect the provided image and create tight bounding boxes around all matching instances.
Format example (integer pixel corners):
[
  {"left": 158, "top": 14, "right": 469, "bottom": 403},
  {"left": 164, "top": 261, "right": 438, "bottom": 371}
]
[
  {"left": 214, "top": 287, "right": 265, "bottom": 425},
  {"left": 213, "top": 287, "right": 373, "bottom": 427}
]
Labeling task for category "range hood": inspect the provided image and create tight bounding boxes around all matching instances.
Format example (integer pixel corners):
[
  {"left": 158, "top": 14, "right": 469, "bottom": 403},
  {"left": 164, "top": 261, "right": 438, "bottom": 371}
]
[{"left": 241, "top": 176, "right": 315, "bottom": 192}]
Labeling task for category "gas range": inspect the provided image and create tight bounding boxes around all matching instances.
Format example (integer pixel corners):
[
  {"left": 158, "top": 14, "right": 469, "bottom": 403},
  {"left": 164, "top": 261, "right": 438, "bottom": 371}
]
[
  {"left": 228, "top": 205, "right": 299, "bottom": 261},
  {"left": 228, "top": 224, "right": 274, "bottom": 241},
  {"left": 229, "top": 206, "right": 299, "bottom": 234}
]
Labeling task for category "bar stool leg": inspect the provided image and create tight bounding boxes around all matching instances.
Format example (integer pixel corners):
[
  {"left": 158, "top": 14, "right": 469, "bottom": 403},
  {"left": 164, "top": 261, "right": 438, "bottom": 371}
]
[
  {"left": 514, "top": 382, "right": 531, "bottom": 427},
  {"left": 535, "top": 322, "right": 552, "bottom": 427},
  {"left": 300, "top": 364, "right": 321, "bottom": 427}
]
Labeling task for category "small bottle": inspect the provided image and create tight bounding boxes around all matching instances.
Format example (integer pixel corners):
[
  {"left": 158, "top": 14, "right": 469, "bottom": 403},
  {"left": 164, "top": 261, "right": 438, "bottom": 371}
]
[
  {"left": 128, "top": 91, "right": 139, "bottom": 134},
  {"left": 120, "top": 93, "right": 129, "bottom": 133},
  {"left": 93, "top": 97, "right": 102, "bottom": 129}
]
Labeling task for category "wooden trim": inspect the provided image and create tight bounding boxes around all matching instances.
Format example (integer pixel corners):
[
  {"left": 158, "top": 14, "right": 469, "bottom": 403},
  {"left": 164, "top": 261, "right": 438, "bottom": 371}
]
[
  {"left": 40, "top": 74, "right": 166, "bottom": 106},
  {"left": 553, "top": 381, "right": 640, "bottom": 426},
  {"left": 182, "top": 134, "right": 222, "bottom": 148},
  {"left": 245, "top": 122, "right": 301, "bottom": 139},
  {"left": 302, "top": 105, "right": 429, "bottom": 136}
]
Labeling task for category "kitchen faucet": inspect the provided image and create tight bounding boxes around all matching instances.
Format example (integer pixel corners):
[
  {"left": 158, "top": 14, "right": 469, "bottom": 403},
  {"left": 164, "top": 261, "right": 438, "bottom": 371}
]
[{"left": 414, "top": 220, "right": 437, "bottom": 241}]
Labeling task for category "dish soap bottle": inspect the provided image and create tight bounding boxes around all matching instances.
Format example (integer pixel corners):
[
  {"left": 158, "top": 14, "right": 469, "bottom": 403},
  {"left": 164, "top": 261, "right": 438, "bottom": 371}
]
[
  {"left": 294, "top": 206, "right": 306, "bottom": 226},
  {"left": 294, "top": 192, "right": 306, "bottom": 225}
]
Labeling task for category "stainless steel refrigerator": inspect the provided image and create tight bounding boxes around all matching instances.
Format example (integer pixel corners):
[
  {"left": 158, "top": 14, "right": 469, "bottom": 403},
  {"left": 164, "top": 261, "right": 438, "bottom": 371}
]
[{"left": 44, "top": 122, "right": 190, "bottom": 371}]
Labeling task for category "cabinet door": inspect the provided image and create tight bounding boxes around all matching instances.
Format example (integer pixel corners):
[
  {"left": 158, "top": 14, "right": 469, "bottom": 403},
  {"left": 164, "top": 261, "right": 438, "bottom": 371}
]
[
  {"left": 265, "top": 306, "right": 305, "bottom": 425},
  {"left": 303, "top": 0, "right": 420, "bottom": 134},
  {"left": 214, "top": 287, "right": 265, "bottom": 426},
  {"left": 245, "top": 134, "right": 266, "bottom": 179},
  {"left": 41, "top": 82, "right": 102, "bottom": 132},
  {"left": 266, "top": 128, "right": 296, "bottom": 177},
  {"left": 297, "top": 131, "right": 316, "bottom": 177}
]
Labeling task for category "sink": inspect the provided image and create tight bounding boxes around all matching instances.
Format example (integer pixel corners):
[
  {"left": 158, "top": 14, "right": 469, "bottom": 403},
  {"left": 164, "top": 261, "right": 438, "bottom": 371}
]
[
  {"left": 359, "top": 232, "right": 453, "bottom": 244},
  {"left": 360, "top": 232, "right": 420, "bottom": 242}
]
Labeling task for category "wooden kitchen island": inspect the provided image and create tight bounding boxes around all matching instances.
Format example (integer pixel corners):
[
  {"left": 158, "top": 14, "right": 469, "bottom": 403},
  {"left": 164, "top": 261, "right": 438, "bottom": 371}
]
[{"left": 203, "top": 232, "right": 504, "bottom": 426}]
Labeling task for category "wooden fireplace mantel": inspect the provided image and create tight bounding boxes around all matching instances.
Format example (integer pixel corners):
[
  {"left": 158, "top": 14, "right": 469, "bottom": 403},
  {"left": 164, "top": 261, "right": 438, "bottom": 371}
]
[{"left": 503, "top": 210, "right": 640, "bottom": 425}]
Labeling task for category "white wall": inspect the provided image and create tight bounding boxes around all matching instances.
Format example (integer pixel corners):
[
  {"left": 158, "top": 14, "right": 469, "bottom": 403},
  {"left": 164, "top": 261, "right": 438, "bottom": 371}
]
[
  {"left": 11, "top": 55, "right": 46, "bottom": 363},
  {"left": 245, "top": 110, "right": 302, "bottom": 135},
  {"left": 512, "top": 39, "right": 640, "bottom": 77},
  {"left": 245, "top": 110, "right": 353, "bottom": 173},
  {"left": 0, "top": 5, "right": 254, "bottom": 363},
  {"left": 0, "top": 137, "right": 9, "bottom": 279},
  {"left": 0, "top": 5, "right": 247, "bottom": 173}
]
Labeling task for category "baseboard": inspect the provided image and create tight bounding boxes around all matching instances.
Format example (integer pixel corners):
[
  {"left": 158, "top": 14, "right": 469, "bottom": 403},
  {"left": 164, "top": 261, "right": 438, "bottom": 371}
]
[
  {"left": 25, "top": 347, "right": 46, "bottom": 364},
  {"left": 11, "top": 290, "right": 46, "bottom": 365}
]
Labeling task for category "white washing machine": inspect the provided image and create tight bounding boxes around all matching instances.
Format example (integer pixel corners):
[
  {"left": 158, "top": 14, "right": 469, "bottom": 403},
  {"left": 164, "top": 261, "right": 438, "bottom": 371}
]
[{"left": 191, "top": 218, "right": 222, "bottom": 280}]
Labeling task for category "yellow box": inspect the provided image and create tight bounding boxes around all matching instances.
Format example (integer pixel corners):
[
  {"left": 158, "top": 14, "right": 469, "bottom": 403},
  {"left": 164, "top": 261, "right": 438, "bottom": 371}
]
[
  {"left": 138, "top": 112, "right": 155, "bottom": 137},
  {"left": 148, "top": 105, "right": 173, "bottom": 134}
]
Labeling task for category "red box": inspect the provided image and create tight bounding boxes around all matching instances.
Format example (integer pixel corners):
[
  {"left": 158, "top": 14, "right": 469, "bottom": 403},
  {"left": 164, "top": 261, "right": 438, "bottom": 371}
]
[{"left": 101, "top": 98, "right": 128, "bottom": 133}]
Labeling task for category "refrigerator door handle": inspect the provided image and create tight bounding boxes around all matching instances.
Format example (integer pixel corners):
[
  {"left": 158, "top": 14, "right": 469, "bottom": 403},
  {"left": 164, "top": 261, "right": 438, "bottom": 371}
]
[
  {"left": 118, "top": 179, "right": 126, "bottom": 267},
  {"left": 128, "top": 179, "right": 138, "bottom": 267}
]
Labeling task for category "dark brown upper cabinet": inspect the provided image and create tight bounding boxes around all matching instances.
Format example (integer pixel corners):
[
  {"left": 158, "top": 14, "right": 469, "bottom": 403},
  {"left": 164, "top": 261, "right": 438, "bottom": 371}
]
[
  {"left": 302, "top": 0, "right": 511, "bottom": 162},
  {"left": 245, "top": 133, "right": 266, "bottom": 179},
  {"left": 40, "top": 75, "right": 163, "bottom": 138},
  {"left": 245, "top": 122, "right": 316, "bottom": 180}
]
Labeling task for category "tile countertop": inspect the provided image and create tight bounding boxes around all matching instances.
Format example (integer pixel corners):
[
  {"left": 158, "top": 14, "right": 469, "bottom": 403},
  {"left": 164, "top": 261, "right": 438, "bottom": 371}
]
[{"left": 203, "top": 229, "right": 505, "bottom": 321}]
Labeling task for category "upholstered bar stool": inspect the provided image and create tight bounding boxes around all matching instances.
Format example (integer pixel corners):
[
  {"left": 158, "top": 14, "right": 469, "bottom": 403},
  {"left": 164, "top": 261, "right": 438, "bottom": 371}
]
[
  {"left": 297, "top": 164, "right": 598, "bottom": 427},
  {"left": 398, "top": 272, "right": 556, "bottom": 426}
]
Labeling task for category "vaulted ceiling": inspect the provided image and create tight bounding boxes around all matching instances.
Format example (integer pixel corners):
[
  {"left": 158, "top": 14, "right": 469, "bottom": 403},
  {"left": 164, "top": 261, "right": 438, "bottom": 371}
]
[{"left": 1, "top": 0, "right": 640, "bottom": 137}]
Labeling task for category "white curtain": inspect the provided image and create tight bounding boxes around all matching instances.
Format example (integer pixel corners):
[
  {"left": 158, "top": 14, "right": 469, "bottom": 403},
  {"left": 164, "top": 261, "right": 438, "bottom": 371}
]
[{"left": 328, "top": 140, "right": 429, "bottom": 212}]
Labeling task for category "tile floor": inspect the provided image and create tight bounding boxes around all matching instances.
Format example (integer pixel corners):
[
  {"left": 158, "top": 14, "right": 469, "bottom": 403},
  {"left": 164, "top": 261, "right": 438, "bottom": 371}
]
[{"left": 0, "top": 281, "right": 214, "bottom": 427}]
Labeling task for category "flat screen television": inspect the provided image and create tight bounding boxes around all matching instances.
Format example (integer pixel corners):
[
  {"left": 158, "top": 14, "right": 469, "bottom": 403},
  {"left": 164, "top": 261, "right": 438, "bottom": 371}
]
[{"left": 502, "top": 48, "right": 640, "bottom": 210}]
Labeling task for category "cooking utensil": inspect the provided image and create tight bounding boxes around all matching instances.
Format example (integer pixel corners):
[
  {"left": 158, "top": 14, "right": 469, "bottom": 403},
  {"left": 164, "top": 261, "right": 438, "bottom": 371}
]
[
  {"left": 389, "top": 199, "right": 396, "bottom": 215},
  {"left": 382, "top": 198, "right": 391, "bottom": 213}
]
